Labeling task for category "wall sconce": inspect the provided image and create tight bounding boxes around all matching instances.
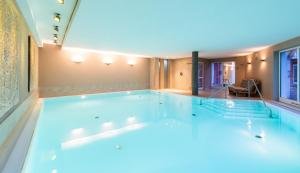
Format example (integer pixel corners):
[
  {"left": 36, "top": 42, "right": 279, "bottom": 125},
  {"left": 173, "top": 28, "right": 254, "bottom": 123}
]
[
  {"left": 71, "top": 56, "right": 85, "bottom": 63},
  {"left": 54, "top": 13, "right": 61, "bottom": 22},
  {"left": 247, "top": 62, "right": 252, "bottom": 65},
  {"left": 128, "top": 59, "right": 136, "bottom": 66},
  {"left": 103, "top": 58, "right": 113, "bottom": 65},
  {"left": 260, "top": 59, "right": 266, "bottom": 62}
]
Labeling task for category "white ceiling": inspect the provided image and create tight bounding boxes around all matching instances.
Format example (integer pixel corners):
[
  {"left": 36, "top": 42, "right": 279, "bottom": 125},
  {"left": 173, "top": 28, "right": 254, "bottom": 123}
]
[{"left": 22, "top": 0, "right": 300, "bottom": 58}]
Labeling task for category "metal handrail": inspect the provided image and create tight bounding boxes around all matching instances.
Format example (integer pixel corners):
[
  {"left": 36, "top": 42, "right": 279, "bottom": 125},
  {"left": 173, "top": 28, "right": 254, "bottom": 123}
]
[
  {"left": 249, "top": 79, "right": 273, "bottom": 118},
  {"left": 199, "top": 85, "right": 229, "bottom": 105},
  {"left": 199, "top": 80, "right": 273, "bottom": 118}
]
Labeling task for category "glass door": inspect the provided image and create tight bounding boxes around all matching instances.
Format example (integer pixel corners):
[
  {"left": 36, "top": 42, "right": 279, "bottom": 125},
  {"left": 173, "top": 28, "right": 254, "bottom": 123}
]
[
  {"left": 211, "top": 62, "right": 235, "bottom": 88},
  {"left": 211, "top": 62, "right": 223, "bottom": 87},
  {"left": 279, "top": 47, "right": 299, "bottom": 105},
  {"left": 223, "top": 62, "right": 235, "bottom": 85},
  {"left": 198, "top": 62, "right": 204, "bottom": 90}
]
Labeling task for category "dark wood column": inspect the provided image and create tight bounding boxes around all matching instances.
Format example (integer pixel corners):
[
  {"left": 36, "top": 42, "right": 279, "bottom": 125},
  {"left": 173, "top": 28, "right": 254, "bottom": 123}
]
[{"left": 192, "top": 51, "right": 199, "bottom": 95}]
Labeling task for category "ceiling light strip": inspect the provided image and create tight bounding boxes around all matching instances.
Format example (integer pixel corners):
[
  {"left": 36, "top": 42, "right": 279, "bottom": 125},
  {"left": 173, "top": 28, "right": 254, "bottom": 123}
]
[{"left": 60, "top": 0, "right": 81, "bottom": 46}]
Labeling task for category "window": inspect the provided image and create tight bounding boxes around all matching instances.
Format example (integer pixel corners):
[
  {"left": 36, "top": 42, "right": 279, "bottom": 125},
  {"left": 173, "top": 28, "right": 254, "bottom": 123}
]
[
  {"left": 292, "top": 63, "right": 297, "bottom": 84},
  {"left": 280, "top": 47, "right": 299, "bottom": 104},
  {"left": 198, "top": 62, "right": 204, "bottom": 90}
]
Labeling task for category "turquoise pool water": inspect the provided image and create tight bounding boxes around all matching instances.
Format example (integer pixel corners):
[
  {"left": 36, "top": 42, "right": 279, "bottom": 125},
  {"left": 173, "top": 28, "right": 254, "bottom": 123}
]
[{"left": 23, "top": 90, "right": 300, "bottom": 173}]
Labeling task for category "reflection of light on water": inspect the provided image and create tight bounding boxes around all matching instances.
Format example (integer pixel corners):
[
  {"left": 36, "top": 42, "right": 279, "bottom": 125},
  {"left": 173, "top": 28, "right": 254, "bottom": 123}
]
[
  {"left": 127, "top": 116, "right": 136, "bottom": 124},
  {"left": 247, "top": 120, "right": 252, "bottom": 126},
  {"left": 51, "top": 154, "right": 57, "bottom": 161},
  {"left": 81, "top": 95, "right": 86, "bottom": 99},
  {"left": 61, "top": 123, "right": 146, "bottom": 149},
  {"left": 103, "top": 122, "right": 113, "bottom": 127},
  {"left": 102, "top": 122, "right": 113, "bottom": 130},
  {"left": 247, "top": 119, "right": 252, "bottom": 129},
  {"left": 226, "top": 100, "right": 235, "bottom": 108},
  {"left": 71, "top": 128, "right": 84, "bottom": 136},
  {"left": 260, "top": 130, "right": 266, "bottom": 138},
  {"left": 51, "top": 169, "right": 57, "bottom": 173}
]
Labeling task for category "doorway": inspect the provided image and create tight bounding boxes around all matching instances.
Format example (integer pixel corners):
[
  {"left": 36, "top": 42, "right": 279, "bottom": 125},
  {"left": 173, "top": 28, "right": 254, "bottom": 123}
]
[
  {"left": 198, "top": 62, "right": 204, "bottom": 90},
  {"left": 211, "top": 61, "right": 235, "bottom": 88}
]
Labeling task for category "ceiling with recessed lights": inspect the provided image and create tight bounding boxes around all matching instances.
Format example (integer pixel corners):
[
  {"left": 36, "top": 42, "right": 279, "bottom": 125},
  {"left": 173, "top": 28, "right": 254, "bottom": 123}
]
[
  {"left": 18, "top": 0, "right": 300, "bottom": 58},
  {"left": 16, "top": 0, "right": 77, "bottom": 45}
]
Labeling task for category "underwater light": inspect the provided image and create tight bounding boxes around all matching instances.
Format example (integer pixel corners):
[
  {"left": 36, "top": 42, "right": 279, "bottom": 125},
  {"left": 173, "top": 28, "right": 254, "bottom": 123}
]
[
  {"left": 51, "top": 155, "right": 57, "bottom": 161},
  {"left": 247, "top": 120, "right": 252, "bottom": 126},
  {"left": 127, "top": 116, "right": 136, "bottom": 123},
  {"left": 62, "top": 123, "right": 146, "bottom": 149},
  {"left": 115, "top": 144, "right": 122, "bottom": 150},
  {"left": 71, "top": 128, "right": 84, "bottom": 136},
  {"left": 103, "top": 122, "right": 113, "bottom": 128},
  {"left": 247, "top": 119, "right": 252, "bottom": 129},
  {"left": 255, "top": 131, "right": 266, "bottom": 139}
]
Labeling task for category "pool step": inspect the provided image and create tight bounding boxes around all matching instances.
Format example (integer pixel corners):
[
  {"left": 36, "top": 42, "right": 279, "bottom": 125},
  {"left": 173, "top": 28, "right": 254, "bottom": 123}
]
[
  {"left": 203, "top": 102, "right": 267, "bottom": 112},
  {"left": 202, "top": 101, "right": 274, "bottom": 118}
]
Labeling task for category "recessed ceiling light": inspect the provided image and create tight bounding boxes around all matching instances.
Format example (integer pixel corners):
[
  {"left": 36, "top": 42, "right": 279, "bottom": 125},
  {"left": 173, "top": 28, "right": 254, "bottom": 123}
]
[
  {"left": 54, "top": 13, "right": 61, "bottom": 22},
  {"left": 53, "top": 34, "right": 58, "bottom": 40},
  {"left": 57, "top": 0, "right": 64, "bottom": 4},
  {"left": 54, "top": 26, "right": 59, "bottom": 32}
]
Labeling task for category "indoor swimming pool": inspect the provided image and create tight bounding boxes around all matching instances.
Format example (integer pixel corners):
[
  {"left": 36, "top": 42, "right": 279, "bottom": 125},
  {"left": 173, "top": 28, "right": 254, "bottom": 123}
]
[{"left": 22, "top": 90, "right": 300, "bottom": 173}]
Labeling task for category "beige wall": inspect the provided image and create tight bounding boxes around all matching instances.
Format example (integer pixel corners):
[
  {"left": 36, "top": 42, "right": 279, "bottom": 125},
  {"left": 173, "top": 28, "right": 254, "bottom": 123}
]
[
  {"left": 149, "top": 58, "right": 160, "bottom": 89},
  {"left": 245, "top": 52, "right": 274, "bottom": 99},
  {"left": 169, "top": 58, "right": 192, "bottom": 90},
  {"left": 159, "top": 59, "right": 165, "bottom": 89},
  {"left": 168, "top": 56, "right": 247, "bottom": 91},
  {"left": 246, "top": 36, "right": 300, "bottom": 100},
  {"left": 39, "top": 44, "right": 150, "bottom": 97}
]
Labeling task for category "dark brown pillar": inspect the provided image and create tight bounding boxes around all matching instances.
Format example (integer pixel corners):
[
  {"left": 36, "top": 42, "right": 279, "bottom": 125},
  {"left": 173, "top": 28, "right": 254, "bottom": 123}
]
[{"left": 192, "top": 51, "right": 199, "bottom": 95}]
